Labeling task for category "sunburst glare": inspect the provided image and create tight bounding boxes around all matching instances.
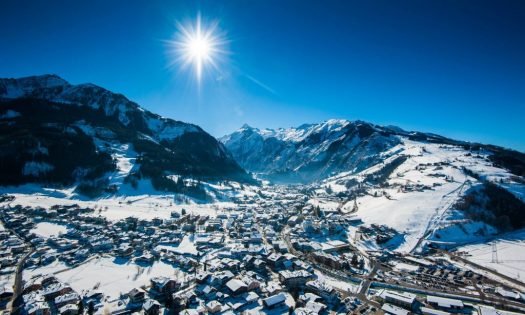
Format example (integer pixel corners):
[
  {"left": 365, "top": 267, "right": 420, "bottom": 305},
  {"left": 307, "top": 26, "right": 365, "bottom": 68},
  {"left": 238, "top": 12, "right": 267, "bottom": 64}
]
[{"left": 167, "top": 14, "right": 227, "bottom": 83}]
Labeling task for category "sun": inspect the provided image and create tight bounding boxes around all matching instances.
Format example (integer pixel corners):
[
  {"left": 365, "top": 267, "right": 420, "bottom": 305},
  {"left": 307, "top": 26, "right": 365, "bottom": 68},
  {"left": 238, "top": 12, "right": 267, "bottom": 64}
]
[{"left": 167, "top": 14, "right": 226, "bottom": 82}]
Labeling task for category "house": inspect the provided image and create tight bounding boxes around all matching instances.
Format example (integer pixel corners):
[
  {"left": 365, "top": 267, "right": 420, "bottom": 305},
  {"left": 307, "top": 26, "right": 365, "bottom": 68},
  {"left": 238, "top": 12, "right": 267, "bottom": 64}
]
[
  {"left": 54, "top": 292, "right": 80, "bottom": 308},
  {"left": 263, "top": 292, "right": 287, "bottom": 309},
  {"left": 58, "top": 304, "right": 79, "bottom": 315},
  {"left": 382, "top": 303, "right": 410, "bottom": 315},
  {"left": 225, "top": 279, "right": 248, "bottom": 295},
  {"left": 305, "top": 280, "right": 337, "bottom": 301},
  {"left": 267, "top": 253, "right": 284, "bottom": 267},
  {"left": 304, "top": 301, "right": 326, "bottom": 314},
  {"left": 206, "top": 300, "right": 222, "bottom": 313},
  {"left": 240, "top": 276, "right": 260, "bottom": 291},
  {"left": 26, "top": 301, "right": 51, "bottom": 315},
  {"left": 495, "top": 287, "right": 525, "bottom": 301},
  {"left": 143, "top": 299, "right": 161, "bottom": 315},
  {"left": 116, "top": 244, "right": 133, "bottom": 257},
  {"left": 43, "top": 283, "right": 73, "bottom": 301},
  {"left": 195, "top": 272, "right": 210, "bottom": 284},
  {"left": 210, "top": 271, "right": 235, "bottom": 286},
  {"left": 421, "top": 307, "right": 450, "bottom": 315},
  {"left": 279, "top": 270, "right": 315, "bottom": 288},
  {"left": 150, "top": 276, "right": 179, "bottom": 296},
  {"left": 426, "top": 295, "right": 464, "bottom": 311},
  {"left": 379, "top": 290, "right": 416, "bottom": 310},
  {"left": 128, "top": 288, "right": 146, "bottom": 303},
  {"left": 264, "top": 281, "right": 283, "bottom": 295}
]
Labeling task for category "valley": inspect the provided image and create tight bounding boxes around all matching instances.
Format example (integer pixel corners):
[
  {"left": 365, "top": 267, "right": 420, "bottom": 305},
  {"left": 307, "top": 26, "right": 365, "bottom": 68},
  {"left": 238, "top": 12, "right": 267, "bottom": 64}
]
[{"left": 1, "top": 76, "right": 525, "bottom": 315}]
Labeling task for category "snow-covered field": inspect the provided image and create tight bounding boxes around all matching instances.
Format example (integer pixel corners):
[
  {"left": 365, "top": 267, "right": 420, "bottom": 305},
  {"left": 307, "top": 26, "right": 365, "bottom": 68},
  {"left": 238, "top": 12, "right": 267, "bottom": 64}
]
[
  {"left": 0, "top": 184, "right": 236, "bottom": 222},
  {"left": 456, "top": 230, "right": 525, "bottom": 281},
  {"left": 24, "top": 256, "right": 186, "bottom": 300},
  {"left": 155, "top": 234, "right": 198, "bottom": 255},
  {"left": 30, "top": 222, "right": 68, "bottom": 238}
]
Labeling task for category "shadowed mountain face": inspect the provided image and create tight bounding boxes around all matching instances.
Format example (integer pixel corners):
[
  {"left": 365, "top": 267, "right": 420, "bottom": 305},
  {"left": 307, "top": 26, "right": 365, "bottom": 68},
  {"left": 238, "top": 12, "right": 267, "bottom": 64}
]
[
  {"left": 221, "top": 120, "right": 525, "bottom": 184},
  {"left": 0, "top": 75, "right": 252, "bottom": 195}
]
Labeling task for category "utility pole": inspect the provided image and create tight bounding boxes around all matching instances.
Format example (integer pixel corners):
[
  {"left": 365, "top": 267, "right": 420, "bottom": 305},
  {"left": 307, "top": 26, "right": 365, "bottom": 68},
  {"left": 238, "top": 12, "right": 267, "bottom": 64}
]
[{"left": 491, "top": 243, "right": 499, "bottom": 264}]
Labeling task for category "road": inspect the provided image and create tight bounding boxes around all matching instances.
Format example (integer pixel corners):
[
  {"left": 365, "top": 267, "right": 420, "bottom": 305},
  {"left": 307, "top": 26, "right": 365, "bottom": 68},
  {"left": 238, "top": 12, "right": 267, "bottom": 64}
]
[{"left": 9, "top": 248, "right": 34, "bottom": 313}]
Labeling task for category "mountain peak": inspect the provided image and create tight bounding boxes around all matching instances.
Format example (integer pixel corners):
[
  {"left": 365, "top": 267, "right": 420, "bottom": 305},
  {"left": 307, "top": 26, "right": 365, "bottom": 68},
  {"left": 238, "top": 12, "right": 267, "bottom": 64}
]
[{"left": 241, "top": 123, "right": 254, "bottom": 130}]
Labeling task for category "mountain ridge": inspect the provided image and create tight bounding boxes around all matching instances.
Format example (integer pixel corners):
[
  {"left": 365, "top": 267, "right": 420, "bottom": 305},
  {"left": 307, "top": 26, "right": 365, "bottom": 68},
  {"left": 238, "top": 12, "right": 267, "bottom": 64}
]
[
  {"left": 0, "top": 74, "right": 252, "bottom": 198},
  {"left": 221, "top": 119, "right": 525, "bottom": 183}
]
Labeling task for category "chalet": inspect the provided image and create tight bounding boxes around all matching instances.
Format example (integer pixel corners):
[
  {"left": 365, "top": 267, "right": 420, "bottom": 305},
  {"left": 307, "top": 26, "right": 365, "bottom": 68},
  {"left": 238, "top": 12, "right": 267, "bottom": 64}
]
[
  {"left": 128, "top": 288, "right": 146, "bottom": 304},
  {"left": 225, "top": 279, "right": 248, "bottom": 295},
  {"left": 210, "top": 271, "right": 235, "bottom": 286},
  {"left": 263, "top": 292, "right": 287, "bottom": 309},
  {"left": 26, "top": 301, "right": 51, "bottom": 315},
  {"left": 116, "top": 244, "right": 133, "bottom": 257},
  {"left": 264, "top": 281, "right": 283, "bottom": 295},
  {"left": 23, "top": 277, "right": 43, "bottom": 294},
  {"left": 382, "top": 303, "right": 410, "bottom": 315},
  {"left": 150, "top": 277, "right": 178, "bottom": 296},
  {"left": 195, "top": 272, "right": 210, "bottom": 284},
  {"left": 240, "top": 276, "right": 260, "bottom": 291},
  {"left": 54, "top": 292, "right": 80, "bottom": 308},
  {"left": 267, "top": 253, "right": 284, "bottom": 267},
  {"left": 243, "top": 291, "right": 259, "bottom": 304},
  {"left": 379, "top": 290, "right": 416, "bottom": 310},
  {"left": 58, "top": 304, "right": 79, "bottom": 315},
  {"left": 206, "top": 300, "right": 222, "bottom": 313},
  {"left": 305, "top": 280, "right": 337, "bottom": 301},
  {"left": 304, "top": 300, "right": 326, "bottom": 314},
  {"left": 43, "top": 283, "right": 73, "bottom": 301},
  {"left": 421, "top": 307, "right": 450, "bottom": 315},
  {"left": 279, "top": 270, "right": 315, "bottom": 288},
  {"left": 41, "top": 275, "right": 59, "bottom": 287},
  {"left": 143, "top": 299, "right": 161, "bottom": 315}
]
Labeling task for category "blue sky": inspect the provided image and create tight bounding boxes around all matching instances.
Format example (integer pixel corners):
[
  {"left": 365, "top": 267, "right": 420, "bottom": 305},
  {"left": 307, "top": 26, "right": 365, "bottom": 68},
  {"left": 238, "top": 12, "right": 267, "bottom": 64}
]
[{"left": 1, "top": 1, "right": 524, "bottom": 151}]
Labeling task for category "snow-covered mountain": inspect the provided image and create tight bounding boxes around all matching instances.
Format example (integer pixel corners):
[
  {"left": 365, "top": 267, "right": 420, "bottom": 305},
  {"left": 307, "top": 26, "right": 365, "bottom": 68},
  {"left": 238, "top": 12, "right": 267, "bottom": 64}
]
[
  {"left": 0, "top": 74, "right": 251, "bottom": 197},
  {"left": 220, "top": 120, "right": 402, "bottom": 183},
  {"left": 221, "top": 119, "right": 525, "bottom": 184}
]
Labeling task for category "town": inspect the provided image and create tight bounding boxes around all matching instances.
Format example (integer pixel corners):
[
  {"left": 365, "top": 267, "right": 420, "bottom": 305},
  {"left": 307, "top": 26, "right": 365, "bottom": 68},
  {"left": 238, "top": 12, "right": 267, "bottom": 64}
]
[{"left": 1, "top": 188, "right": 524, "bottom": 315}]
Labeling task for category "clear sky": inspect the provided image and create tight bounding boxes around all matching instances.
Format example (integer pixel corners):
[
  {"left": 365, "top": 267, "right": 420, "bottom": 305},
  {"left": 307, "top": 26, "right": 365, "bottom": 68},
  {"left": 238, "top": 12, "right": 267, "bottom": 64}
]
[{"left": 1, "top": 0, "right": 524, "bottom": 151}]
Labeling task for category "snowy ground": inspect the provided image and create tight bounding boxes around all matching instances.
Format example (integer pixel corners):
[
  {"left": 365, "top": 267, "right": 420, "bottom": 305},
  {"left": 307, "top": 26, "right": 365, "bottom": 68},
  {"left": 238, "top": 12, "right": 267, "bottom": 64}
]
[
  {"left": 24, "top": 256, "right": 186, "bottom": 301},
  {"left": 155, "top": 234, "right": 198, "bottom": 256},
  {"left": 0, "top": 184, "right": 238, "bottom": 221},
  {"left": 30, "top": 222, "right": 68, "bottom": 238},
  {"left": 314, "top": 270, "right": 359, "bottom": 294},
  {"left": 455, "top": 229, "right": 525, "bottom": 281}
]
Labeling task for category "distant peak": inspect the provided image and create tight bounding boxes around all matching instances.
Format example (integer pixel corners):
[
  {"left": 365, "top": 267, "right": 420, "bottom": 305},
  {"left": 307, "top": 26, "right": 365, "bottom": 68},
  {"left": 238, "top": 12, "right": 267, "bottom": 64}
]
[
  {"left": 241, "top": 123, "right": 257, "bottom": 130},
  {"left": 23, "top": 73, "right": 67, "bottom": 82}
]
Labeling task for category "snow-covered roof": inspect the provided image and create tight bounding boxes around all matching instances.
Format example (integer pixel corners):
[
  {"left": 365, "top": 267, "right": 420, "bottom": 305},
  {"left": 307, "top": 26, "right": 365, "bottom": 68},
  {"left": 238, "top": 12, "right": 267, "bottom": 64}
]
[
  {"left": 381, "top": 303, "right": 410, "bottom": 315},
  {"left": 420, "top": 307, "right": 450, "bottom": 315},
  {"left": 426, "top": 295, "right": 464, "bottom": 308},
  {"left": 225, "top": 279, "right": 247, "bottom": 292},
  {"left": 263, "top": 292, "right": 286, "bottom": 307}
]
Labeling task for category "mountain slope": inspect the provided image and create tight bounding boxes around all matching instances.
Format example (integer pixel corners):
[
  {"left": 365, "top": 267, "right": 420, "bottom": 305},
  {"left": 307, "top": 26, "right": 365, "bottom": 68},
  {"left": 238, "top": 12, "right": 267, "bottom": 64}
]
[{"left": 0, "top": 74, "right": 251, "bottom": 197}]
